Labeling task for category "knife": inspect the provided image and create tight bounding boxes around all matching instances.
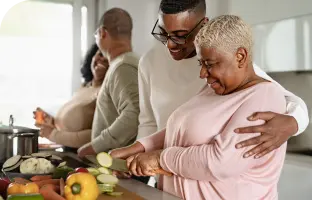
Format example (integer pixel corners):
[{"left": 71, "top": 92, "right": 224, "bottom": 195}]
[{"left": 85, "top": 155, "right": 173, "bottom": 177}]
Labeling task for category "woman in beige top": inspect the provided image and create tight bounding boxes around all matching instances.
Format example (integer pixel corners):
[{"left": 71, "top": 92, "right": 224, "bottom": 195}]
[{"left": 35, "top": 44, "right": 109, "bottom": 148}]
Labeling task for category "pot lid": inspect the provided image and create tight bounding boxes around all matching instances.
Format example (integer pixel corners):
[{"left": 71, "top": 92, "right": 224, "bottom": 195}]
[{"left": 0, "top": 125, "right": 39, "bottom": 134}]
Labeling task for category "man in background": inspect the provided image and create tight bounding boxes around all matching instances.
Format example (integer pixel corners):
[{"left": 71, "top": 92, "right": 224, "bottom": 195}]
[{"left": 78, "top": 8, "right": 140, "bottom": 157}]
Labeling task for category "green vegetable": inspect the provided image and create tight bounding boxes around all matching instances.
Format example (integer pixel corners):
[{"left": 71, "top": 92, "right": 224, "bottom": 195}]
[
  {"left": 98, "top": 183, "right": 115, "bottom": 193},
  {"left": 87, "top": 168, "right": 100, "bottom": 176},
  {"left": 52, "top": 166, "right": 74, "bottom": 180},
  {"left": 98, "top": 167, "right": 112, "bottom": 175},
  {"left": 7, "top": 194, "right": 44, "bottom": 200},
  {"left": 71, "top": 183, "right": 81, "bottom": 195},
  {"left": 96, "top": 152, "right": 112, "bottom": 167},
  {"left": 106, "top": 192, "right": 123, "bottom": 196},
  {"left": 97, "top": 174, "right": 119, "bottom": 185}
]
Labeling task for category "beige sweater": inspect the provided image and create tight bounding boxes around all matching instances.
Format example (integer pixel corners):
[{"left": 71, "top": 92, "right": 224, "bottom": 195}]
[
  {"left": 91, "top": 52, "right": 139, "bottom": 153},
  {"left": 49, "top": 86, "right": 99, "bottom": 148}
]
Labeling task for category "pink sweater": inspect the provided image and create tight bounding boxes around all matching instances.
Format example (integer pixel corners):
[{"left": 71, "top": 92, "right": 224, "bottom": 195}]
[{"left": 139, "top": 83, "right": 287, "bottom": 200}]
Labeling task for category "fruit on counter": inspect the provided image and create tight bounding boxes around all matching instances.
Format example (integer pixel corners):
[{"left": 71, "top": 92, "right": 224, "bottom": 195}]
[
  {"left": 0, "top": 177, "right": 10, "bottom": 197},
  {"left": 3, "top": 155, "right": 22, "bottom": 169},
  {"left": 57, "top": 161, "right": 66, "bottom": 168},
  {"left": 20, "top": 158, "right": 55, "bottom": 174},
  {"left": 39, "top": 184, "right": 65, "bottom": 200},
  {"left": 87, "top": 168, "right": 100, "bottom": 176},
  {"left": 7, "top": 194, "right": 44, "bottom": 200},
  {"left": 97, "top": 174, "right": 119, "bottom": 185},
  {"left": 2, "top": 155, "right": 24, "bottom": 173},
  {"left": 96, "top": 152, "right": 113, "bottom": 167},
  {"left": 30, "top": 175, "right": 52, "bottom": 182},
  {"left": 65, "top": 173, "right": 99, "bottom": 200},
  {"left": 52, "top": 166, "right": 74, "bottom": 180},
  {"left": 33, "top": 179, "right": 60, "bottom": 188},
  {"left": 7, "top": 182, "right": 39, "bottom": 195},
  {"left": 98, "top": 167, "right": 112, "bottom": 175},
  {"left": 31, "top": 153, "right": 52, "bottom": 159},
  {"left": 13, "top": 178, "right": 30, "bottom": 184},
  {"left": 59, "top": 178, "right": 65, "bottom": 197},
  {"left": 2, "top": 154, "right": 65, "bottom": 174},
  {"left": 74, "top": 167, "right": 88, "bottom": 173}
]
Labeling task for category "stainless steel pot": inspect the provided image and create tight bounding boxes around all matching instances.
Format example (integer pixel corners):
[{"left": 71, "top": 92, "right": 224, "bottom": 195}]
[{"left": 0, "top": 115, "right": 39, "bottom": 163}]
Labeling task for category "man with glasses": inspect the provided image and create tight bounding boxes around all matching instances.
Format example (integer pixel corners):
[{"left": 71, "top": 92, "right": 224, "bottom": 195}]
[
  {"left": 133, "top": 0, "right": 309, "bottom": 159},
  {"left": 78, "top": 8, "right": 140, "bottom": 158}
]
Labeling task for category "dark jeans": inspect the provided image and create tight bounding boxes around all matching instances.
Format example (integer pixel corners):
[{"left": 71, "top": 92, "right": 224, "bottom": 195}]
[{"left": 132, "top": 176, "right": 150, "bottom": 184}]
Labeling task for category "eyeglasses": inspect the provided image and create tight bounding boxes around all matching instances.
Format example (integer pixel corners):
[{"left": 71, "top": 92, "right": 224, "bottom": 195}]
[{"left": 151, "top": 18, "right": 205, "bottom": 45}]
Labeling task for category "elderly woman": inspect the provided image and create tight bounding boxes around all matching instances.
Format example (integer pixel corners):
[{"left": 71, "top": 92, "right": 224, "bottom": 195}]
[{"left": 111, "top": 15, "right": 287, "bottom": 200}]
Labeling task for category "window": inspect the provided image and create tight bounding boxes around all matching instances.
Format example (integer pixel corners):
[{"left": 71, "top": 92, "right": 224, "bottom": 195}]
[{"left": 0, "top": 1, "right": 73, "bottom": 128}]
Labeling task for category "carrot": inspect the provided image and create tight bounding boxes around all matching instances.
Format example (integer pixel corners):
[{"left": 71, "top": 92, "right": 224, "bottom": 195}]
[
  {"left": 30, "top": 175, "right": 52, "bottom": 182},
  {"left": 59, "top": 178, "right": 65, "bottom": 197},
  {"left": 13, "top": 177, "right": 30, "bottom": 184},
  {"left": 39, "top": 185, "right": 65, "bottom": 200},
  {"left": 41, "top": 184, "right": 60, "bottom": 193},
  {"left": 34, "top": 179, "right": 60, "bottom": 188}
]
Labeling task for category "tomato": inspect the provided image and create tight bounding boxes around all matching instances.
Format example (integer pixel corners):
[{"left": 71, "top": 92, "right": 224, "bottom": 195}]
[{"left": 75, "top": 168, "right": 88, "bottom": 173}]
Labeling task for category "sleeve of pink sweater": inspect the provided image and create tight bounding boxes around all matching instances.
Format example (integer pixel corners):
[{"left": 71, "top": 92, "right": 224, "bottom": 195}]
[
  {"left": 137, "top": 128, "right": 166, "bottom": 152},
  {"left": 160, "top": 85, "right": 286, "bottom": 181}
]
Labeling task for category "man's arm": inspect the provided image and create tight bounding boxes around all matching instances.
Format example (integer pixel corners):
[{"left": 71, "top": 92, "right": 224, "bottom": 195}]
[
  {"left": 91, "top": 64, "right": 140, "bottom": 153},
  {"left": 137, "top": 56, "right": 158, "bottom": 139},
  {"left": 253, "top": 64, "right": 309, "bottom": 134},
  {"left": 234, "top": 64, "right": 309, "bottom": 158}
]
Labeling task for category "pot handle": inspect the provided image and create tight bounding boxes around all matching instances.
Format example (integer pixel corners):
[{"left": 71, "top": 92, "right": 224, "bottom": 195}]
[
  {"left": 9, "top": 115, "right": 14, "bottom": 127},
  {"left": 8, "top": 132, "right": 36, "bottom": 140}
]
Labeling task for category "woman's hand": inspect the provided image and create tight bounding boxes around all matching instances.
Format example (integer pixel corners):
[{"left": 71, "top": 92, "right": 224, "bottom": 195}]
[
  {"left": 109, "top": 142, "right": 145, "bottom": 178},
  {"left": 127, "top": 150, "right": 163, "bottom": 177},
  {"left": 33, "top": 107, "right": 55, "bottom": 128},
  {"left": 39, "top": 125, "right": 54, "bottom": 139}
]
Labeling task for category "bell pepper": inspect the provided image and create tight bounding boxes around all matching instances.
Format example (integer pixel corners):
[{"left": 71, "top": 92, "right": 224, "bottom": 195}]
[
  {"left": 7, "top": 183, "right": 39, "bottom": 195},
  {"left": 64, "top": 172, "right": 99, "bottom": 200}
]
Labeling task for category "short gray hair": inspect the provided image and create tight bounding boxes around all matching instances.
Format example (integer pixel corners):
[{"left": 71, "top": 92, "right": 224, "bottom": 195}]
[{"left": 195, "top": 15, "right": 253, "bottom": 59}]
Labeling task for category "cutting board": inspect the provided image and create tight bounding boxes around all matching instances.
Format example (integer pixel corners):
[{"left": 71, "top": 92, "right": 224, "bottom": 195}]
[{"left": 97, "top": 185, "right": 144, "bottom": 200}]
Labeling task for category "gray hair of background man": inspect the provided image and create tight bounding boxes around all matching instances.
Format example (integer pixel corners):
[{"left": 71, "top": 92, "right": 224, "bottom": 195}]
[{"left": 98, "top": 8, "right": 133, "bottom": 40}]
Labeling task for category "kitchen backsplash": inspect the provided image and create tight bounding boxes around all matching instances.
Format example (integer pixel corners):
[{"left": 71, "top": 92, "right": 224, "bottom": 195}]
[{"left": 269, "top": 71, "right": 312, "bottom": 151}]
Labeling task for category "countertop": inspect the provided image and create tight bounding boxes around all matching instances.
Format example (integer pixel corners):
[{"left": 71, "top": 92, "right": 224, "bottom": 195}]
[{"left": 51, "top": 150, "right": 181, "bottom": 200}]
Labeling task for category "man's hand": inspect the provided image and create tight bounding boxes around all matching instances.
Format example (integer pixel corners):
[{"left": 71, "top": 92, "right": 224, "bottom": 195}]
[
  {"left": 77, "top": 143, "right": 96, "bottom": 158},
  {"left": 235, "top": 112, "right": 298, "bottom": 159}
]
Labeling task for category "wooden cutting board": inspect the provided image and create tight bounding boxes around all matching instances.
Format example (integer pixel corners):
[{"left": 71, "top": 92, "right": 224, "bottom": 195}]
[{"left": 97, "top": 185, "right": 144, "bottom": 200}]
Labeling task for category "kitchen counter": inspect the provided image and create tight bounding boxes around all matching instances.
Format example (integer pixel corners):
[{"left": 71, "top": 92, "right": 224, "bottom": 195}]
[{"left": 49, "top": 150, "right": 181, "bottom": 200}]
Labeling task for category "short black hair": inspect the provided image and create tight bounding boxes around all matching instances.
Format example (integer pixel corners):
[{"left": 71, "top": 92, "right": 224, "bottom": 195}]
[
  {"left": 80, "top": 43, "right": 98, "bottom": 84},
  {"left": 98, "top": 8, "right": 132, "bottom": 39},
  {"left": 160, "top": 0, "right": 206, "bottom": 15}
]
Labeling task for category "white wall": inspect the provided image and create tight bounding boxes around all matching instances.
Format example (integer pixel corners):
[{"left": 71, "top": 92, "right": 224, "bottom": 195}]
[
  {"left": 229, "top": 0, "right": 312, "bottom": 72},
  {"left": 96, "top": 0, "right": 160, "bottom": 56}
]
